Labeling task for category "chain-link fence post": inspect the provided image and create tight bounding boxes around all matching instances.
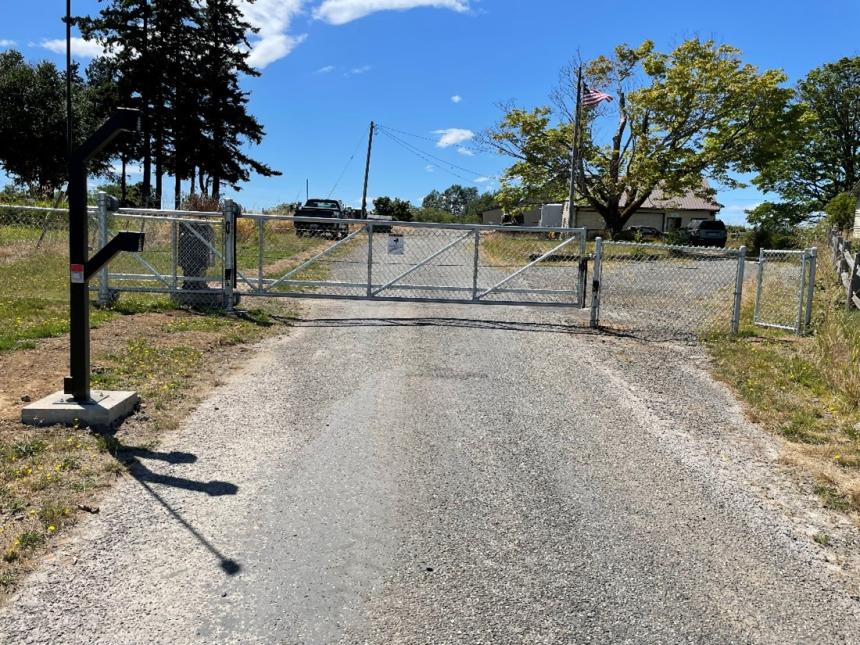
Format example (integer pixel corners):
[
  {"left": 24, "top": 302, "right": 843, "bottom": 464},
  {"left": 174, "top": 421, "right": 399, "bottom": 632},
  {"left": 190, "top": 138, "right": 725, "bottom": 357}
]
[
  {"left": 171, "top": 221, "right": 179, "bottom": 291},
  {"left": 803, "top": 248, "right": 817, "bottom": 334},
  {"left": 753, "top": 248, "right": 765, "bottom": 325},
  {"left": 795, "top": 248, "right": 808, "bottom": 335},
  {"left": 222, "top": 200, "right": 237, "bottom": 312},
  {"left": 472, "top": 228, "right": 480, "bottom": 299},
  {"left": 257, "top": 217, "right": 265, "bottom": 291},
  {"left": 731, "top": 246, "right": 747, "bottom": 335},
  {"left": 578, "top": 233, "right": 588, "bottom": 309},
  {"left": 590, "top": 237, "right": 603, "bottom": 329},
  {"left": 366, "top": 221, "right": 374, "bottom": 296},
  {"left": 96, "top": 192, "right": 111, "bottom": 307}
]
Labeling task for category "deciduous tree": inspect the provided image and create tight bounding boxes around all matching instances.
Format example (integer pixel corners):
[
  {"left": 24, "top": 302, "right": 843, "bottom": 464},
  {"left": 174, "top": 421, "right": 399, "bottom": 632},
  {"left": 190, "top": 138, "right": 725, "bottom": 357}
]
[
  {"left": 0, "top": 51, "right": 108, "bottom": 195},
  {"left": 483, "top": 39, "right": 796, "bottom": 237},
  {"left": 754, "top": 56, "right": 860, "bottom": 210}
]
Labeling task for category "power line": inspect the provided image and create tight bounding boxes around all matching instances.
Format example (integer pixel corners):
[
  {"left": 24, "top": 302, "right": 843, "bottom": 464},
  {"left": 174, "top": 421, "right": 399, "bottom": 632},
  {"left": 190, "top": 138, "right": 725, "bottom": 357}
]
[
  {"left": 377, "top": 125, "right": 484, "bottom": 157},
  {"left": 327, "top": 132, "right": 366, "bottom": 198},
  {"left": 377, "top": 126, "right": 492, "bottom": 180},
  {"left": 377, "top": 128, "right": 474, "bottom": 182}
]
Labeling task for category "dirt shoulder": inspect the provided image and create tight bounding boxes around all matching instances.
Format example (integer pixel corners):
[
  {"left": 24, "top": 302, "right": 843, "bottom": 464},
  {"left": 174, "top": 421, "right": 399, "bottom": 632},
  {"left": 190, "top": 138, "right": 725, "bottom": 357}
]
[{"left": 0, "top": 301, "right": 297, "bottom": 595}]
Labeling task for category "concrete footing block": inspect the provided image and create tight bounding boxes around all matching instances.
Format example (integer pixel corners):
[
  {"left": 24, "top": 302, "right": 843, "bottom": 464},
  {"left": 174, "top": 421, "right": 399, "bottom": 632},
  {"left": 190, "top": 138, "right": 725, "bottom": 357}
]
[{"left": 21, "top": 390, "right": 139, "bottom": 429}]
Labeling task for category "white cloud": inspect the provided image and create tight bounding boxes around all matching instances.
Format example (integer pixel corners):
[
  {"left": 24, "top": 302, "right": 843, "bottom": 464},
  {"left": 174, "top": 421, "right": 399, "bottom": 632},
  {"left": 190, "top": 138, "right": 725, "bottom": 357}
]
[
  {"left": 433, "top": 128, "right": 474, "bottom": 148},
  {"left": 314, "top": 0, "right": 470, "bottom": 25},
  {"left": 473, "top": 176, "right": 492, "bottom": 184},
  {"left": 40, "top": 37, "right": 104, "bottom": 58},
  {"left": 316, "top": 65, "right": 336, "bottom": 73},
  {"left": 425, "top": 164, "right": 435, "bottom": 173},
  {"left": 346, "top": 65, "right": 372, "bottom": 75},
  {"left": 240, "top": 0, "right": 307, "bottom": 69},
  {"left": 451, "top": 95, "right": 462, "bottom": 103},
  {"left": 457, "top": 146, "right": 474, "bottom": 156},
  {"left": 0, "top": 39, "right": 16, "bottom": 48}
]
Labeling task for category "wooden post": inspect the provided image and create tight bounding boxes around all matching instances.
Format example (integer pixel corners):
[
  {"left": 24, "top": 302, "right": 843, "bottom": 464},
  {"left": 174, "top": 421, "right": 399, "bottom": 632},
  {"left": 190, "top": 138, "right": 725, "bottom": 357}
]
[
  {"left": 847, "top": 252, "right": 860, "bottom": 312},
  {"left": 839, "top": 240, "right": 851, "bottom": 275}
]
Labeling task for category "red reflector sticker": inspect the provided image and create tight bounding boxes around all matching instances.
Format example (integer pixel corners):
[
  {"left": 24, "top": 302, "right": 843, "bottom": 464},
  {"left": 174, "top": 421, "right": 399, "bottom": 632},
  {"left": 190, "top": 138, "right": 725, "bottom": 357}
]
[{"left": 70, "top": 264, "right": 85, "bottom": 284}]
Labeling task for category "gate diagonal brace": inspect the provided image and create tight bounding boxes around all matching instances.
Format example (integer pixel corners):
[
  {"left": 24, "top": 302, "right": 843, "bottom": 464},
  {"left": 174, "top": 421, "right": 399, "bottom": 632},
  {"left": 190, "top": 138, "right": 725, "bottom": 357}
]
[
  {"left": 372, "top": 231, "right": 473, "bottom": 296},
  {"left": 475, "top": 234, "right": 582, "bottom": 300},
  {"left": 264, "top": 227, "right": 365, "bottom": 293}
]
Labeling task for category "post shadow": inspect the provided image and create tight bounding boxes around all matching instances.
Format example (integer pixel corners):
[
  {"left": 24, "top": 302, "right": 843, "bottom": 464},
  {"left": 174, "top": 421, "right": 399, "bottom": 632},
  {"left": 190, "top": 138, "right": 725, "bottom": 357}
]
[{"left": 102, "top": 439, "right": 243, "bottom": 576}]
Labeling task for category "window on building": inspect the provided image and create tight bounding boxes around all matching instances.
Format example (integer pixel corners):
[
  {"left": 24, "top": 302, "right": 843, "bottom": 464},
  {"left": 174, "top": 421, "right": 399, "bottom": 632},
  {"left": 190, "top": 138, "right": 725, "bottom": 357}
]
[{"left": 666, "top": 216, "right": 682, "bottom": 231}]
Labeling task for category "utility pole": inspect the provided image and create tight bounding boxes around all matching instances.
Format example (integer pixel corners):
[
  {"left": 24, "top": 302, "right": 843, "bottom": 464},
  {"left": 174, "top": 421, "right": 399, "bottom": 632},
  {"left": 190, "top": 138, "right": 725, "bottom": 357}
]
[
  {"left": 361, "top": 121, "right": 375, "bottom": 217},
  {"left": 566, "top": 65, "right": 583, "bottom": 229}
]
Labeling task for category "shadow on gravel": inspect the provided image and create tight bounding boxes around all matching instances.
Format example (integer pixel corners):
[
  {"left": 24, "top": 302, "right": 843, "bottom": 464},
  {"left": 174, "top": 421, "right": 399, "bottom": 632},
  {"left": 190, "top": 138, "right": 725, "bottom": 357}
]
[
  {"left": 105, "top": 441, "right": 243, "bottom": 576},
  {"left": 291, "top": 316, "right": 624, "bottom": 336}
]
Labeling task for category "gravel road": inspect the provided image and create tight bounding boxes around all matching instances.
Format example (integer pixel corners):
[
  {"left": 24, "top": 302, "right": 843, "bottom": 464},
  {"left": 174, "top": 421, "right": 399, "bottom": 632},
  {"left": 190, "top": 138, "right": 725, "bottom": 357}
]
[{"left": 3, "top": 299, "right": 860, "bottom": 644}]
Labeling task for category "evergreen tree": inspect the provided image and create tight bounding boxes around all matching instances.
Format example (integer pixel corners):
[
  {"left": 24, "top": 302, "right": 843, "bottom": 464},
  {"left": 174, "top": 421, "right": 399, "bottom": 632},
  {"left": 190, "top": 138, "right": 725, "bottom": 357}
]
[
  {"left": 196, "top": 0, "right": 280, "bottom": 200},
  {"left": 80, "top": 0, "right": 280, "bottom": 206}
]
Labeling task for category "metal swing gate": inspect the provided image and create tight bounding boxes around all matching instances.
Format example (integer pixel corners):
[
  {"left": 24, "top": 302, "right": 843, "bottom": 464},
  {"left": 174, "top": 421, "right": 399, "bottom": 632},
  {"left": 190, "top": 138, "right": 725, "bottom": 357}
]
[
  {"left": 754, "top": 248, "right": 817, "bottom": 334},
  {"left": 234, "top": 215, "right": 589, "bottom": 308}
]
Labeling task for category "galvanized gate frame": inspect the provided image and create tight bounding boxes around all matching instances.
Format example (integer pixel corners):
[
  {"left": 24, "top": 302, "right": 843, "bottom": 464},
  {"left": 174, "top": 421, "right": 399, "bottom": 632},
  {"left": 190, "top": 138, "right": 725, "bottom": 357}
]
[
  {"left": 235, "top": 214, "right": 589, "bottom": 308},
  {"left": 94, "top": 200, "right": 228, "bottom": 304},
  {"left": 753, "top": 247, "right": 817, "bottom": 335}
]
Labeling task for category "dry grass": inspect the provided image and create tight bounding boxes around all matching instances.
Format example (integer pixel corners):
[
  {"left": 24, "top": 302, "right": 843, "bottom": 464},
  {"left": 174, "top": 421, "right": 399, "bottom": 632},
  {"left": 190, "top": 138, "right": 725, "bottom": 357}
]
[{"left": 708, "top": 241, "right": 860, "bottom": 518}]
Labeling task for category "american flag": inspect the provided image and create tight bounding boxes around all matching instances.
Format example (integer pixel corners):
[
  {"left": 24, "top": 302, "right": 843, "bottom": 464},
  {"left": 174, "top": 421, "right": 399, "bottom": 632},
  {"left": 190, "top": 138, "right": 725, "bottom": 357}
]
[{"left": 582, "top": 84, "right": 613, "bottom": 107}]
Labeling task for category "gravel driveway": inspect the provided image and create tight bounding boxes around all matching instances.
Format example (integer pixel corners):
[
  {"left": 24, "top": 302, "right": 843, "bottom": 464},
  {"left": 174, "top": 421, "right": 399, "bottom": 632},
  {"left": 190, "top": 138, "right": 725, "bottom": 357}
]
[{"left": 2, "top": 299, "right": 860, "bottom": 643}]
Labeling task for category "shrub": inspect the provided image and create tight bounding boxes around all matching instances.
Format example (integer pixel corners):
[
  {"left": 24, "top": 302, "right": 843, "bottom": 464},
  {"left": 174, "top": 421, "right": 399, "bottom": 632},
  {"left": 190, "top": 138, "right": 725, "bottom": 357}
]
[
  {"left": 181, "top": 194, "right": 221, "bottom": 213},
  {"left": 743, "top": 226, "right": 800, "bottom": 255},
  {"left": 825, "top": 193, "right": 857, "bottom": 231}
]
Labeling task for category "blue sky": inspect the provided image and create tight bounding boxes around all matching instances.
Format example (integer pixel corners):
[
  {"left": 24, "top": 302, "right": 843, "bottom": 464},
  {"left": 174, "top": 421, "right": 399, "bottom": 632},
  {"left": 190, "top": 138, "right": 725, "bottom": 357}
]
[{"left": 1, "top": 0, "right": 858, "bottom": 222}]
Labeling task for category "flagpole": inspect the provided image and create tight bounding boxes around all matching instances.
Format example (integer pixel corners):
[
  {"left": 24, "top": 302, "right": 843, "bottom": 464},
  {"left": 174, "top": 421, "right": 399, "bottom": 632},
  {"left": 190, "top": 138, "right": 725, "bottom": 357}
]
[{"left": 567, "top": 65, "right": 583, "bottom": 229}]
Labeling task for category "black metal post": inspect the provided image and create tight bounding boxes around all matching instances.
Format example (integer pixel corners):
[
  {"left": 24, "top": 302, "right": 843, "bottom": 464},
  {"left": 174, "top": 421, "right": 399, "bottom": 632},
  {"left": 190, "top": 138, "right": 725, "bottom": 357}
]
[
  {"left": 65, "top": 0, "right": 73, "bottom": 160},
  {"left": 64, "top": 109, "right": 141, "bottom": 402},
  {"left": 65, "top": 161, "right": 89, "bottom": 400}
]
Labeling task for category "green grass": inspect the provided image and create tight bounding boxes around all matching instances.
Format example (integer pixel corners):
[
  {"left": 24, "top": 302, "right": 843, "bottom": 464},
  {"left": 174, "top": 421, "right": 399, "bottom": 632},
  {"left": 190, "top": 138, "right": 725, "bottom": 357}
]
[
  {"left": 235, "top": 221, "right": 328, "bottom": 276},
  {"left": 92, "top": 340, "right": 204, "bottom": 404},
  {"left": 0, "top": 224, "right": 188, "bottom": 352},
  {"left": 708, "top": 239, "right": 860, "bottom": 514},
  {"left": 813, "top": 483, "right": 853, "bottom": 513}
]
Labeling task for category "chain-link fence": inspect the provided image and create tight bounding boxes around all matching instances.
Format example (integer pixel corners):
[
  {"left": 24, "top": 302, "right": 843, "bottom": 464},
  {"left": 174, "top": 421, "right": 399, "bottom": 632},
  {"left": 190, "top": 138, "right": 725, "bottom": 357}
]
[
  {"left": 2, "top": 199, "right": 823, "bottom": 343},
  {"left": 101, "top": 208, "right": 225, "bottom": 307},
  {"left": 753, "top": 249, "right": 816, "bottom": 334},
  {"left": 0, "top": 204, "right": 95, "bottom": 351},
  {"left": 591, "top": 239, "right": 746, "bottom": 338}
]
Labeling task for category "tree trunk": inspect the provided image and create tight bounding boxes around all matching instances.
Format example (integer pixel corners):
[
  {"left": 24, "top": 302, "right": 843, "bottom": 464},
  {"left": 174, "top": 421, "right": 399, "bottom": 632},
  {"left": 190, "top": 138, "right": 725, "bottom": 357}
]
[
  {"left": 190, "top": 166, "right": 196, "bottom": 195},
  {"left": 154, "top": 122, "right": 163, "bottom": 209},
  {"left": 120, "top": 154, "right": 128, "bottom": 205},
  {"left": 174, "top": 166, "right": 181, "bottom": 210}
]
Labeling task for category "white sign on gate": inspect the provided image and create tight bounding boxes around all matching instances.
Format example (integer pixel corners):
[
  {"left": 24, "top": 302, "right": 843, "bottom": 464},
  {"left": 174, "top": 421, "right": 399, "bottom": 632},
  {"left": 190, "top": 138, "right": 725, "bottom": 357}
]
[{"left": 388, "top": 234, "right": 405, "bottom": 255}]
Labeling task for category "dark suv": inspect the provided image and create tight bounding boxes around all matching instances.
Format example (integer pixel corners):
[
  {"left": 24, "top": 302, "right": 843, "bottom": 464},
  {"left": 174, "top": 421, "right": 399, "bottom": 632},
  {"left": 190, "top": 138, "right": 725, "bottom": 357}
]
[{"left": 687, "top": 219, "right": 727, "bottom": 247}]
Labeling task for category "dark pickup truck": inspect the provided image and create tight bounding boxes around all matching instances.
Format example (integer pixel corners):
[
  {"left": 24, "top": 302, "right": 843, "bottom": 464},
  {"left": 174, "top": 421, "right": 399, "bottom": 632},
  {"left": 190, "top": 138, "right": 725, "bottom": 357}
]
[{"left": 294, "top": 198, "right": 349, "bottom": 239}]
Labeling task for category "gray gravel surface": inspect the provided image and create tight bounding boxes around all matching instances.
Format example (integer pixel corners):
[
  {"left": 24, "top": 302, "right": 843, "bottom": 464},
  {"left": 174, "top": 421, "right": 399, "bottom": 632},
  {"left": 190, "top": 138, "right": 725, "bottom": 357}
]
[{"left": 2, "top": 299, "right": 860, "bottom": 644}]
